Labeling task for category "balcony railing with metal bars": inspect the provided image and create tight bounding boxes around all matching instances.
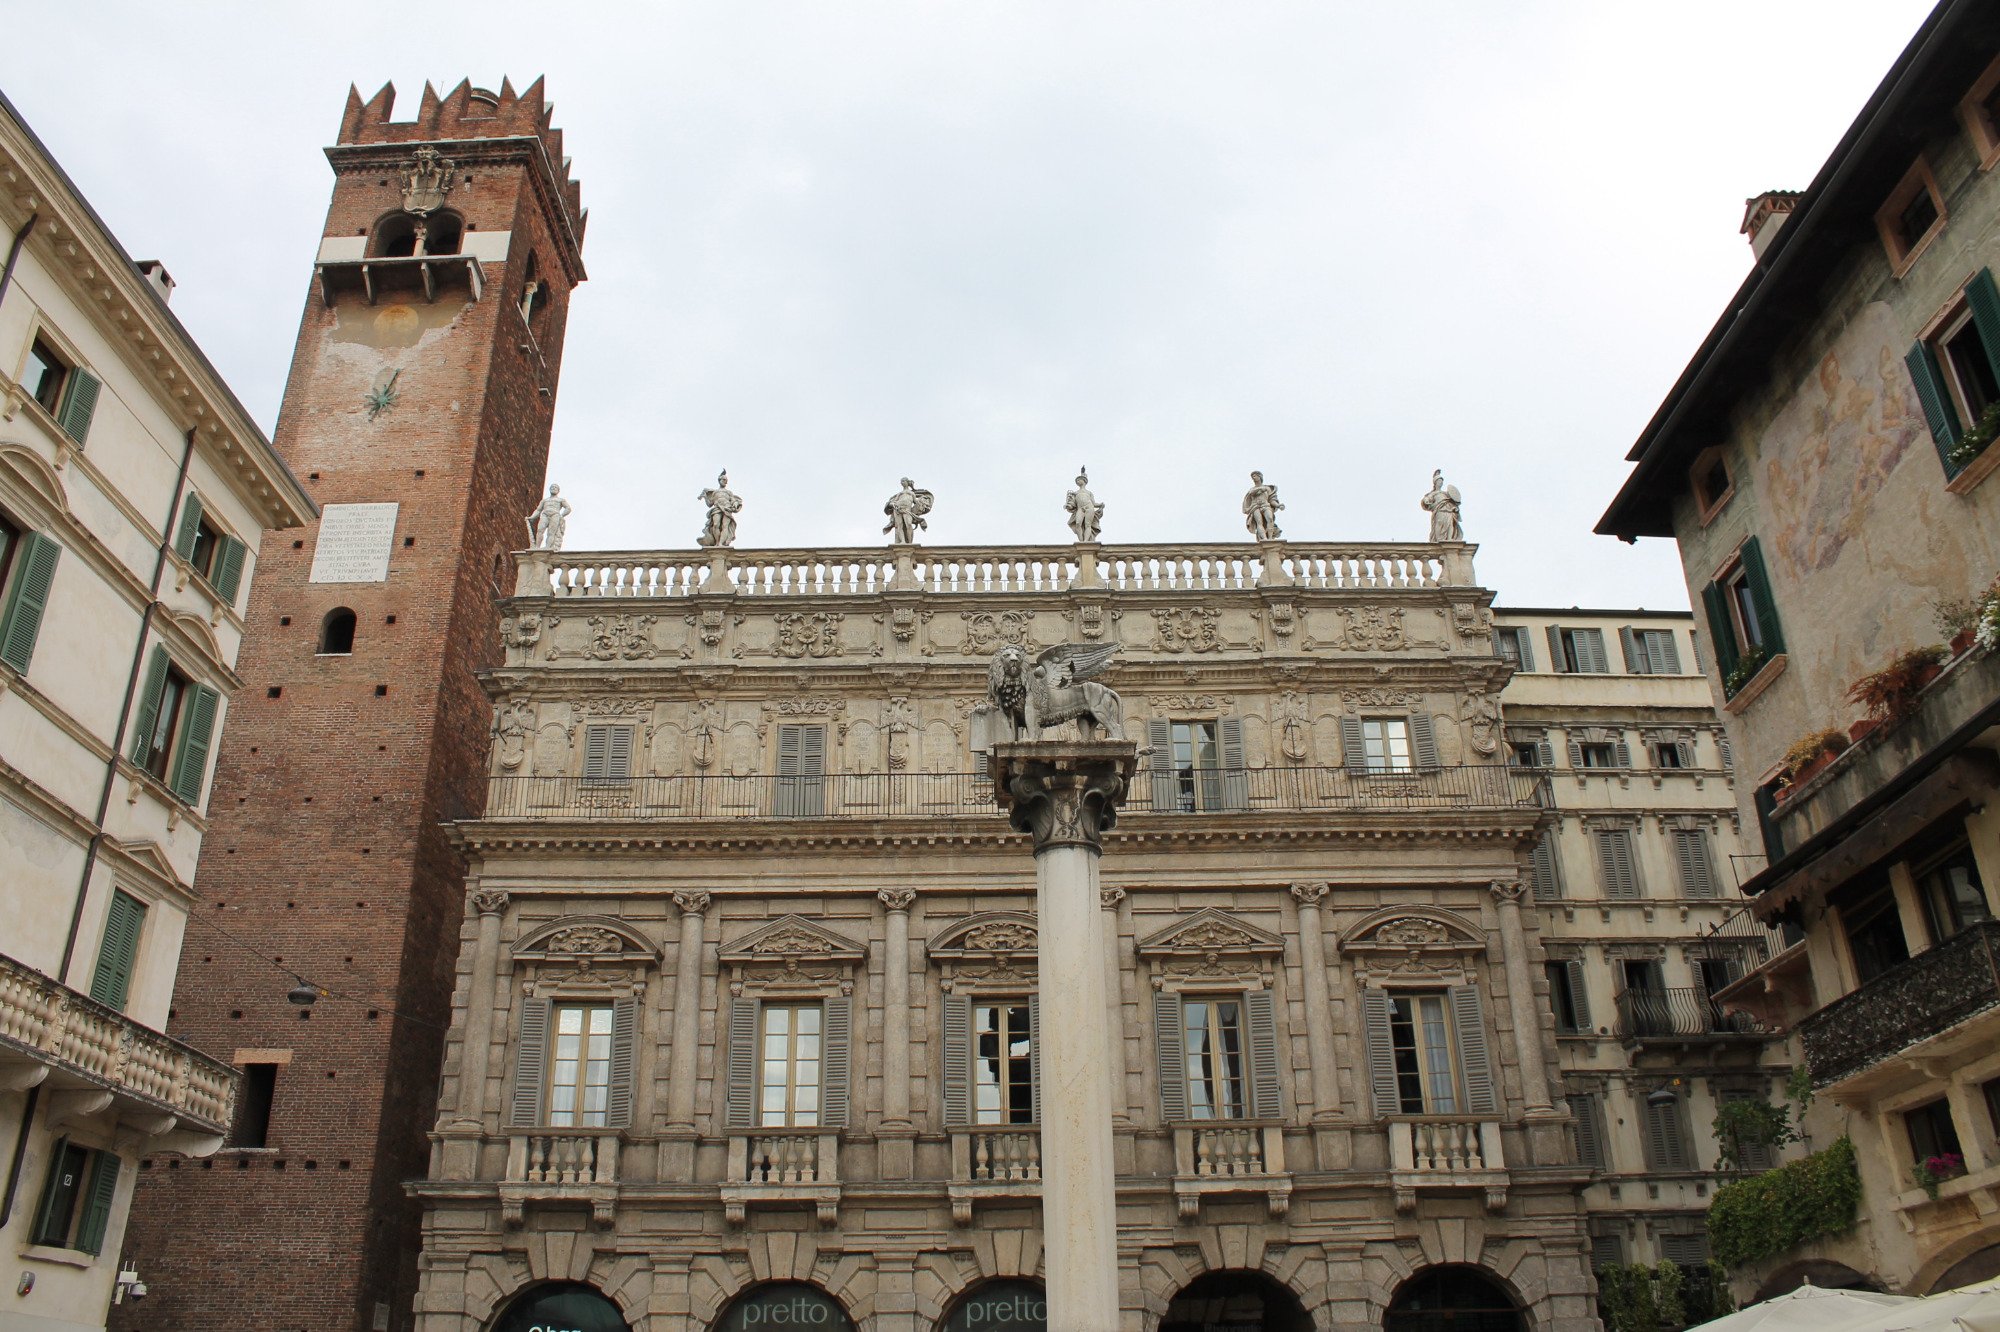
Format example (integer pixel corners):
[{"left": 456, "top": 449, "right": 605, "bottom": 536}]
[
  {"left": 478, "top": 765, "right": 1548, "bottom": 822},
  {"left": 1614, "top": 986, "right": 1771, "bottom": 1041},
  {"left": 1800, "top": 920, "right": 2000, "bottom": 1088}
]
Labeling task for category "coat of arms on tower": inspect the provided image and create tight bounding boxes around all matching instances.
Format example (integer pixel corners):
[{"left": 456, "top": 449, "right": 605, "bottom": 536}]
[{"left": 399, "top": 147, "right": 456, "bottom": 215}]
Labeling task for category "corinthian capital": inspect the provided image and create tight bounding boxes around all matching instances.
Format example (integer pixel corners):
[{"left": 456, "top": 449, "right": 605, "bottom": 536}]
[
  {"left": 1099, "top": 887, "right": 1127, "bottom": 909},
  {"left": 1290, "top": 882, "right": 1330, "bottom": 906},
  {"left": 470, "top": 889, "right": 509, "bottom": 916},
  {"left": 878, "top": 888, "right": 918, "bottom": 912},
  {"left": 1488, "top": 878, "right": 1527, "bottom": 904},
  {"left": 673, "top": 891, "right": 713, "bottom": 917}
]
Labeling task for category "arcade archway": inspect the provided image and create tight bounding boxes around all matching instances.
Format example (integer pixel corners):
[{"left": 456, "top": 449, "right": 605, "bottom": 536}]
[
  {"left": 1382, "top": 1266, "right": 1525, "bottom": 1332},
  {"left": 490, "top": 1282, "right": 630, "bottom": 1332},
  {"left": 1159, "top": 1270, "right": 1313, "bottom": 1332},
  {"left": 714, "top": 1282, "right": 857, "bottom": 1332}
]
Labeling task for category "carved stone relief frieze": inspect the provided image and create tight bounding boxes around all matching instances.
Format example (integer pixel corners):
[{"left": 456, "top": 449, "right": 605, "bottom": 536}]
[
  {"left": 1274, "top": 690, "right": 1311, "bottom": 762},
  {"left": 959, "top": 610, "right": 1035, "bottom": 655},
  {"left": 1151, "top": 607, "right": 1223, "bottom": 654},
  {"left": 721, "top": 915, "right": 866, "bottom": 996},
  {"left": 1461, "top": 692, "right": 1500, "bottom": 756},
  {"left": 494, "top": 699, "right": 535, "bottom": 771},
  {"left": 688, "top": 605, "right": 727, "bottom": 647},
  {"left": 545, "top": 614, "right": 670, "bottom": 662},
  {"left": 501, "top": 614, "right": 542, "bottom": 653},
  {"left": 772, "top": 612, "right": 846, "bottom": 659},
  {"left": 688, "top": 700, "right": 722, "bottom": 770},
  {"left": 1339, "top": 687, "right": 1423, "bottom": 715},
  {"left": 1135, "top": 908, "right": 1285, "bottom": 992},
  {"left": 1075, "top": 603, "right": 1118, "bottom": 641},
  {"left": 1338, "top": 906, "right": 1485, "bottom": 986}
]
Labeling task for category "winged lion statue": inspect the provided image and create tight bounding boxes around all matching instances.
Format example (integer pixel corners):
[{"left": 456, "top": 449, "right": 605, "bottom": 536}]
[{"left": 973, "top": 642, "right": 1126, "bottom": 750}]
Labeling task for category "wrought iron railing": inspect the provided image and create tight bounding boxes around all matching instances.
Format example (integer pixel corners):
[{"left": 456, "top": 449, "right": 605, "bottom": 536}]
[
  {"left": 1800, "top": 920, "right": 2000, "bottom": 1087},
  {"left": 1614, "top": 987, "right": 1770, "bottom": 1040},
  {"left": 477, "top": 765, "right": 1548, "bottom": 821}
]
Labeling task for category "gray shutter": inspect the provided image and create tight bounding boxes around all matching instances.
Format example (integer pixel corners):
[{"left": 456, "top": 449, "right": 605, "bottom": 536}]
[
  {"left": 1536, "top": 739, "right": 1555, "bottom": 768},
  {"left": 1690, "top": 628, "right": 1705, "bottom": 673},
  {"left": 583, "top": 724, "right": 633, "bottom": 782},
  {"left": 1620, "top": 626, "right": 1645, "bottom": 673},
  {"left": 168, "top": 684, "right": 220, "bottom": 805},
  {"left": 1361, "top": 987, "right": 1399, "bottom": 1118},
  {"left": 1645, "top": 1097, "right": 1688, "bottom": 1170},
  {"left": 1598, "top": 829, "right": 1639, "bottom": 899},
  {"left": 1515, "top": 628, "right": 1535, "bottom": 673},
  {"left": 129, "top": 647, "right": 169, "bottom": 763},
  {"left": 942, "top": 993, "right": 971, "bottom": 1127},
  {"left": 1676, "top": 830, "right": 1717, "bottom": 898},
  {"left": 607, "top": 996, "right": 636, "bottom": 1128},
  {"left": 174, "top": 493, "right": 204, "bottom": 562},
  {"left": 212, "top": 537, "right": 247, "bottom": 604},
  {"left": 1591, "top": 1232, "right": 1626, "bottom": 1268},
  {"left": 1244, "top": 989, "right": 1282, "bottom": 1119},
  {"left": 1612, "top": 736, "right": 1631, "bottom": 768},
  {"left": 798, "top": 723, "right": 826, "bottom": 815},
  {"left": 1567, "top": 1093, "right": 1605, "bottom": 1170},
  {"left": 1530, "top": 834, "right": 1563, "bottom": 901},
  {"left": 89, "top": 890, "right": 147, "bottom": 1010},
  {"left": 1579, "top": 629, "right": 1609, "bottom": 673},
  {"left": 1152, "top": 992, "right": 1187, "bottom": 1122},
  {"left": 0, "top": 532, "right": 61, "bottom": 674},
  {"left": 1567, "top": 737, "right": 1586, "bottom": 769},
  {"left": 1216, "top": 716, "right": 1249, "bottom": 810},
  {"left": 1448, "top": 986, "right": 1497, "bottom": 1114},
  {"left": 1649, "top": 631, "right": 1682, "bottom": 674},
  {"left": 1148, "top": 718, "right": 1177, "bottom": 809},
  {"left": 820, "top": 996, "right": 852, "bottom": 1130},
  {"left": 73, "top": 1151, "right": 120, "bottom": 1256},
  {"left": 1675, "top": 739, "right": 1697, "bottom": 768},
  {"left": 56, "top": 368, "right": 101, "bottom": 444},
  {"left": 1339, "top": 716, "right": 1367, "bottom": 771},
  {"left": 1028, "top": 993, "right": 1042, "bottom": 1125},
  {"left": 1563, "top": 959, "right": 1591, "bottom": 1031},
  {"left": 608, "top": 725, "right": 633, "bottom": 781},
  {"left": 1409, "top": 714, "right": 1439, "bottom": 770},
  {"left": 725, "top": 997, "right": 759, "bottom": 1130},
  {"left": 1717, "top": 733, "right": 1733, "bottom": 769},
  {"left": 1546, "top": 625, "right": 1567, "bottom": 672},
  {"left": 509, "top": 997, "right": 551, "bottom": 1126}
]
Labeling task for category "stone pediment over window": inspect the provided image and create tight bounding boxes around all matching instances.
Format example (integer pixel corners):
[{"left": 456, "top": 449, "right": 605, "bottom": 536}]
[
  {"left": 1338, "top": 906, "right": 1485, "bottom": 986},
  {"left": 511, "top": 915, "right": 660, "bottom": 995},
  {"left": 1136, "top": 908, "right": 1284, "bottom": 993},
  {"left": 927, "top": 911, "right": 1037, "bottom": 994},
  {"left": 720, "top": 914, "right": 866, "bottom": 997}
]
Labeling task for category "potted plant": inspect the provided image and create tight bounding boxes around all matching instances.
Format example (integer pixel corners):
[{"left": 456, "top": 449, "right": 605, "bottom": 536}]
[
  {"left": 1847, "top": 645, "right": 1950, "bottom": 722},
  {"left": 1777, "top": 727, "right": 1851, "bottom": 799},
  {"left": 1946, "top": 402, "right": 2000, "bottom": 472},
  {"left": 1913, "top": 1152, "right": 1967, "bottom": 1200},
  {"left": 1723, "top": 645, "right": 1769, "bottom": 698}
]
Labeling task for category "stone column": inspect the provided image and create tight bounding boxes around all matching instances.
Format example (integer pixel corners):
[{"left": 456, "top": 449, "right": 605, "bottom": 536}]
[
  {"left": 439, "top": 889, "right": 507, "bottom": 1175},
  {"left": 1101, "top": 887, "right": 1128, "bottom": 1124},
  {"left": 878, "top": 888, "right": 918, "bottom": 1178},
  {"left": 662, "top": 891, "right": 710, "bottom": 1180},
  {"left": 1290, "top": 883, "right": 1342, "bottom": 1120},
  {"left": 991, "top": 740, "right": 1137, "bottom": 1332},
  {"left": 1490, "top": 879, "right": 1554, "bottom": 1113}
]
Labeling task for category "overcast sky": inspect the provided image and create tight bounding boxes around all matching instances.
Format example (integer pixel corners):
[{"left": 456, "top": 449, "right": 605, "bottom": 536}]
[{"left": 2, "top": 2, "right": 1936, "bottom": 609}]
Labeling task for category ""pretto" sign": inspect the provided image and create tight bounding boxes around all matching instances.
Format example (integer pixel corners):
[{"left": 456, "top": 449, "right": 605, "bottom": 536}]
[
  {"left": 716, "top": 1284, "right": 855, "bottom": 1332},
  {"left": 943, "top": 1280, "right": 1049, "bottom": 1332}
]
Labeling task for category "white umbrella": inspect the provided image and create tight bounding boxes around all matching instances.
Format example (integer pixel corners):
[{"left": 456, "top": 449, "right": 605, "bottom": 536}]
[
  {"left": 1685, "top": 1281, "right": 1915, "bottom": 1332},
  {"left": 1866, "top": 1277, "right": 2000, "bottom": 1331}
]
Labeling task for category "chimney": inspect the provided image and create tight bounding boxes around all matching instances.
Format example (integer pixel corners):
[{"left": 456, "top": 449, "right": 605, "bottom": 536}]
[
  {"left": 1740, "top": 191, "right": 1800, "bottom": 261},
  {"left": 134, "top": 259, "right": 175, "bottom": 304}
]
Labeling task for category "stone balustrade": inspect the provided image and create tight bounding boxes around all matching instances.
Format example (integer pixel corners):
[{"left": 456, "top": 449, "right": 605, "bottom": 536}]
[
  {"left": 1388, "top": 1117, "right": 1508, "bottom": 1213},
  {"left": 0, "top": 949, "right": 235, "bottom": 1139},
  {"left": 499, "top": 1131, "right": 620, "bottom": 1227},
  {"left": 1170, "top": 1122, "right": 1290, "bottom": 1220},
  {"left": 948, "top": 1126, "right": 1044, "bottom": 1225},
  {"left": 722, "top": 1131, "right": 842, "bottom": 1226}
]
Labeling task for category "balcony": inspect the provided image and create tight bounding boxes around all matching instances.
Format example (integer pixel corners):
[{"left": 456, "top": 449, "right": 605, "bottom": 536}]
[
  {"left": 499, "top": 1130, "right": 620, "bottom": 1228},
  {"left": 1614, "top": 987, "right": 1771, "bottom": 1045},
  {"left": 721, "top": 1131, "right": 841, "bottom": 1226},
  {"left": 1800, "top": 920, "right": 2000, "bottom": 1090},
  {"left": 1170, "top": 1122, "right": 1291, "bottom": 1220},
  {"left": 948, "top": 1126, "right": 1042, "bottom": 1225},
  {"left": 1388, "top": 1117, "right": 1508, "bottom": 1213},
  {"left": 480, "top": 766, "right": 1548, "bottom": 823},
  {"left": 0, "top": 951, "right": 236, "bottom": 1149},
  {"left": 313, "top": 252, "right": 484, "bottom": 306}
]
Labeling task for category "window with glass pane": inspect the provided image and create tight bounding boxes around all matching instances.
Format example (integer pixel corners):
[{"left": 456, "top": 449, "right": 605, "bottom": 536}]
[
  {"left": 1362, "top": 718, "right": 1412, "bottom": 773},
  {"left": 1387, "top": 992, "right": 1459, "bottom": 1113},
  {"left": 140, "top": 665, "right": 188, "bottom": 781},
  {"left": 23, "top": 338, "right": 68, "bottom": 415},
  {"left": 1917, "top": 839, "right": 1991, "bottom": 942},
  {"left": 1170, "top": 721, "right": 1218, "bottom": 812},
  {"left": 759, "top": 1002, "right": 823, "bottom": 1127},
  {"left": 30, "top": 1140, "right": 89, "bottom": 1247},
  {"left": 973, "top": 1002, "right": 1034, "bottom": 1125},
  {"left": 0, "top": 512, "right": 18, "bottom": 591},
  {"left": 548, "top": 1004, "right": 613, "bottom": 1127},
  {"left": 1182, "top": 997, "right": 1246, "bottom": 1120},
  {"left": 1726, "top": 569, "right": 1766, "bottom": 653}
]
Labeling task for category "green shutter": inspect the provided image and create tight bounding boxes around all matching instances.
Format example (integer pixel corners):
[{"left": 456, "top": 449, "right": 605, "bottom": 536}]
[
  {"left": 1568, "top": 1093, "right": 1606, "bottom": 1170},
  {"left": 1908, "top": 340, "right": 1962, "bottom": 467},
  {"left": 942, "top": 994, "right": 971, "bottom": 1127},
  {"left": 1244, "top": 988, "right": 1282, "bottom": 1119},
  {"left": 607, "top": 996, "right": 636, "bottom": 1128},
  {"left": 509, "top": 997, "right": 550, "bottom": 1127},
  {"left": 168, "top": 683, "right": 219, "bottom": 804},
  {"left": 128, "top": 647, "right": 170, "bottom": 764},
  {"left": 30, "top": 1138, "right": 75, "bottom": 1247},
  {"left": 55, "top": 368, "right": 101, "bottom": 445},
  {"left": 1152, "top": 991, "right": 1187, "bottom": 1122},
  {"left": 1449, "top": 986, "right": 1498, "bottom": 1114},
  {"left": 173, "top": 493, "right": 204, "bottom": 562},
  {"left": 820, "top": 996, "right": 851, "bottom": 1130},
  {"left": 1738, "top": 536, "right": 1785, "bottom": 657},
  {"left": 1564, "top": 959, "right": 1592, "bottom": 1031},
  {"left": 211, "top": 537, "right": 247, "bottom": 604},
  {"left": 0, "top": 532, "right": 60, "bottom": 674},
  {"left": 1700, "top": 583, "right": 1740, "bottom": 685},
  {"left": 1361, "top": 987, "right": 1399, "bottom": 1118},
  {"left": 1967, "top": 269, "right": 2000, "bottom": 408},
  {"left": 725, "top": 997, "right": 758, "bottom": 1130},
  {"left": 88, "top": 891, "right": 147, "bottom": 1010},
  {"left": 73, "top": 1151, "right": 120, "bottom": 1256}
]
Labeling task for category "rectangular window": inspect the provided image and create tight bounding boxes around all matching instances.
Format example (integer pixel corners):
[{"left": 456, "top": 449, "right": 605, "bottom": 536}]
[
  {"left": 1182, "top": 997, "right": 1247, "bottom": 1120},
  {"left": 1659, "top": 1234, "right": 1710, "bottom": 1266},
  {"left": 1576, "top": 742, "right": 1618, "bottom": 769},
  {"left": 1594, "top": 827, "right": 1642, "bottom": 899},
  {"left": 1171, "top": 720, "right": 1219, "bottom": 813},
  {"left": 87, "top": 890, "right": 147, "bottom": 1011},
  {"left": 1568, "top": 1092, "right": 1608, "bottom": 1170},
  {"left": 1643, "top": 1092, "right": 1692, "bottom": 1171},
  {"left": 1509, "top": 740, "right": 1541, "bottom": 768},
  {"left": 1493, "top": 626, "right": 1534, "bottom": 671},
  {"left": 973, "top": 1002, "right": 1034, "bottom": 1126},
  {"left": 1621, "top": 627, "right": 1683, "bottom": 675},
  {"left": 138, "top": 661, "right": 188, "bottom": 782},
  {"left": 1673, "top": 828, "right": 1719, "bottom": 898},
  {"left": 1361, "top": 718, "right": 1412, "bottom": 773},
  {"left": 548, "top": 1003, "right": 614, "bottom": 1128},
  {"left": 1528, "top": 832, "right": 1564, "bottom": 901},
  {"left": 232, "top": 1063, "right": 278, "bottom": 1149},
  {"left": 758, "top": 1002, "right": 823, "bottom": 1128},
  {"left": 773, "top": 723, "right": 826, "bottom": 817},
  {"left": 1590, "top": 1232, "right": 1626, "bottom": 1269},
  {"left": 1917, "top": 838, "right": 1992, "bottom": 943},
  {"left": 580, "top": 723, "right": 634, "bottom": 785},
  {"left": 1546, "top": 961, "right": 1587, "bottom": 1034},
  {"left": 170, "top": 494, "right": 247, "bottom": 603},
  {"left": 1548, "top": 626, "right": 1610, "bottom": 674},
  {"left": 1876, "top": 158, "right": 1946, "bottom": 271},
  {"left": 1719, "top": 1088, "right": 1775, "bottom": 1171},
  {"left": 1906, "top": 1097, "right": 1964, "bottom": 1166},
  {"left": 1387, "top": 992, "right": 1459, "bottom": 1114},
  {"left": 1702, "top": 538, "right": 1785, "bottom": 695},
  {"left": 1651, "top": 740, "right": 1690, "bottom": 769},
  {"left": 30, "top": 1139, "right": 118, "bottom": 1255},
  {"left": 23, "top": 337, "right": 69, "bottom": 415},
  {"left": 1691, "top": 447, "right": 1732, "bottom": 518},
  {"left": 1837, "top": 880, "right": 1911, "bottom": 985}
]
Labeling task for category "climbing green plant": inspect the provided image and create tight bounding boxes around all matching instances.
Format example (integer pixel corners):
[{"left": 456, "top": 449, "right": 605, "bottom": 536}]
[
  {"left": 1708, "top": 1137, "right": 1861, "bottom": 1268},
  {"left": 1711, "top": 1098, "right": 1799, "bottom": 1172}
]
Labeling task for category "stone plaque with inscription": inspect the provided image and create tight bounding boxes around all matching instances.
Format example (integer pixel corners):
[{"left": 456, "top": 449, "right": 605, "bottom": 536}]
[{"left": 308, "top": 503, "right": 400, "bottom": 584}]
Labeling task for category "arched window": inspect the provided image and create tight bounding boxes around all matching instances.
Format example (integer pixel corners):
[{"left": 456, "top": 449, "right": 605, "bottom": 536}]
[
  {"left": 424, "top": 211, "right": 463, "bottom": 256},
  {"left": 370, "top": 211, "right": 462, "bottom": 258},
  {"left": 319, "top": 608, "right": 357, "bottom": 656},
  {"left": 1161, "top": 1272, "right": 1311, "bottom": 1332},
  {"left": 519, "top": 251, "right": 545, "bottom": 328},
  {"left": 1383, "top": 1266, "right": 1524, "bottom": 1332}
]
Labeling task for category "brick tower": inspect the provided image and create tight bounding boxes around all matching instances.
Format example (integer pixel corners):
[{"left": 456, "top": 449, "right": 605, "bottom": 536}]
[{"left": 114, "top": 80, "right": 585, "bottom": 1332}]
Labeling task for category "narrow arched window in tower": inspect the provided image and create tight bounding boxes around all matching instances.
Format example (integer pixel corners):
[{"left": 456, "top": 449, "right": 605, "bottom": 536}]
[
  {"left": 424, "top": 211, "right": 464, "bottom": 256},
  {"left": 518, "top": 251, "right": 544, "bottom": 328},
  {"left": 372, "top": 213, "right": 419, "bottom": 258},
  {"left": 318, "top": 607, "right": 357, "bottom": 656}
]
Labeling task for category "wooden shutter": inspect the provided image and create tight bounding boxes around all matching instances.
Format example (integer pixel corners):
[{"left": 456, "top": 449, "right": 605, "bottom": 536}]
[
  {"left": 1028, "top": 993, "right": 1043, "bottom": 1125},
  {"left": 607, "top": 996, "right": 637, "bottom": 1128},
  {"left": 509, "top": 997, "right": 551, "bottom": 1127},
  {"left": 0, "top": 532, "right": 60, "bottom": 674},
  {"left": 212, "top": 537, "right": 247, "bottom": 603},
  {"left": 1152, "top": 992, "right": 1187, "bottom": 1122},
  {"left": 1968, "top": 270, "right": 2000, "bottom": 407},
  {"left": 1597, "top": 829, "right": 1639, "bottom": 899},
  {"left": 168, "top": 684, "right": 219, "bottom": 805},
  {"left": 1545, "top": 625, "right": 1567, "bottom": 672},
  {"left": 1721, "top": 1089, "right": 1773, "bottom": 1171},
  {"left": 1244, "top": 989, "right": 1282, "bottom": 1119},
  {"left": 1579, "top": 629, "right": 1609, "bottom": 673},
  {"left": 774, "top": 723, "right": 824, "bottom": 815},
  {"left": 1738, "top": 537, "right": 1785, "bottom": 656},
  {"left": 1339, "top": 716, "right": 1367, "bottom": 771},
  {"left": 1674, "top": 739, "right": 1697, "bottom": 769},
  {"left": 1909, "top": 339, "right": 1962, "bottom": 465},
  {"left": 1567, "top": 736, "right": 1586, "bottom": 769},
  {"left": 1360, "top": 987, "right": 1399, "bottom": 1118},
  {"left": 30, "top": 1138, "right": 74, "bottom": 1247},
  {"left": 1513, "top": 628, "right": 1535, "bottom": 672},
  {"left": 1612, "top": 736, "right": 1631, "bottom": 768},
  {"left": 173, "top": 493, "right": 205, "bottom": 562},
  {"left": 73, "top": 1151, "right": 120, "bottom": 1256},
  {"left": 1619, "top": 627, "right": 1645, "bottom": 673},
  {"left": 1648, "top": 631, "right": 1682, "bottom": 675},
  {"left": 1530, "top": 833, "right": 1563, "bottom": 901},
  {"left": 821, "top": 995, "right": 852, "bottom": 1130},
  {"left": 1563, "top": 959, "right": 1592, "bottom": 1031},
  {"left": 1147, "top": 718, "right": 1177, "bottom": 809},
  {"left": 725, "top": 997, "right": 759, "bottom": 1130},
  {"left": 1409, "top": 714, "right": 1439, "bottom": 770},
  {"left": 1676, "top": 829, "right": 1717, "bottom": 898},
  {"left": 1536, "top": 739, "right": 1556, "bottom": 768},
  {"left": 1568, "top": 1093, "right": 1606, "bottom": 1170},
  {"left": 1216, "top": 717, "right": 1249, "bottom": 810},
  {"left": 1448, "top": 986, "right": 1497, "bottom": 1114},
  {"left": 56, "top": 368, "right": 101, "bottom": 445},
  {"left": 129, "top": 647, "right": 169, "bottom": 764},
  {"left": 582, "top": 724, "right": 633, "bottom": 783},
  {"left": 941, "top": 993, "right": 971, "bottom": 1127},
  {"left": 1591, "top": 1232, "right": 1626, "bottom": 1269},
  {"left": 89, "top": 890, "right": 147, "bottom": 1010},
  {"left": 1700, "top": 583, "right": 1741, "bottom": 683},
  {"left": 1645, "top": 1096, "right": 1689, "bottom": 1170}
]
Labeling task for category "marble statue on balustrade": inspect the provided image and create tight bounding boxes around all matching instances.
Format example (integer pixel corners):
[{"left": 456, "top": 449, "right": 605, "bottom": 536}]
[
  {"left": 971, "top": 643, "right": 1126, "bottom": 754},
  {"left": 1243, "top": 470, "right": 1284, "bottom": 541},
  {"left": 883, "top": 477, "right": 935, "bottom": 544},
  {"left": 1066, "top": 468, "right": 1104, "bottom": 543},
  {"left": 1422, "top": 468, "right": 1464, "bottom": 543},
  {"left": 697, "top": 471, "right": 742, "bottom": 548},
  {"left": 526, "top": 483, "right": 571, "bottom": 551}
]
